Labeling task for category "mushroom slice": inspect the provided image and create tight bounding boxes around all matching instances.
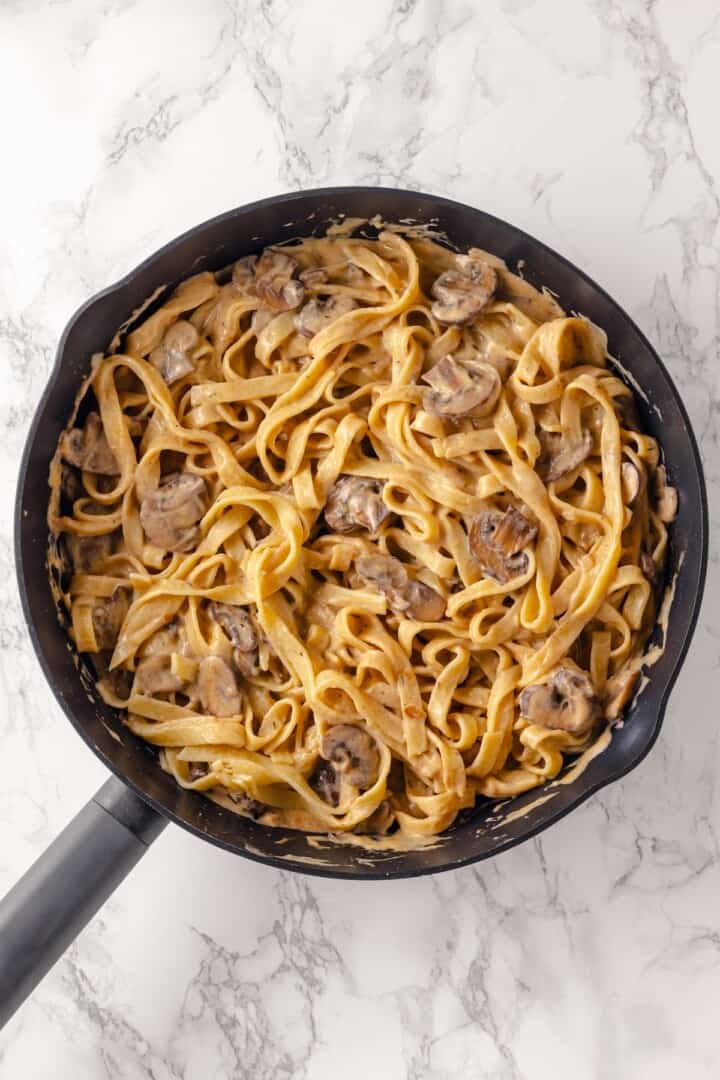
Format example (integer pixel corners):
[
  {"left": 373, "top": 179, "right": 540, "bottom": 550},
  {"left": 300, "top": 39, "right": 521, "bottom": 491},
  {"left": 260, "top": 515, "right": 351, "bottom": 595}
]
[
  {"left": 254, "top": 250, "right": 305, "bottom": 311},
  {"left": 310, "top": 761, "right": 341, "bottom": 807},
  {"left": 538, "top": 429, "right": 593, "bottom": 482},
  {"left": 65, "top": 532, "right": 113, "bottom": 573},
  {"left": 430, "top": 255, "right": 497, "bottom": 325},
  {"left": 321, "top": 723, "right": 380, "bottom": 789},
  {"left": 421, "top": 355, "right": 501, "bottom": 418},
  {"left": 295, "top": 295, "right": 357, "bottom": 337},
  {"left": 468, "top": 508, "right": 537, "bottom": 583},
  {"left": 355, "top": 554, "right": 445, "bottom": 620},
  {"left": 227, "top": 791, "right": 266, "bottom": 819},
  {"left": 139, "top": 473, "right": 208, "bottom": 553},
  {"left": 325, "top": 476, "right": 391, "bottom": 536},
  {"left": 149, "top": 320, "right": 200, "bottom": 384},
  {"left": 197, "top": 656, "right": 241, "bottom": 717},
  {"left": 231, "top": 255, "right": 257, "bottom": 289},
  {"left": 621, "top": 461, "right": 642, "bottom": 505},
  {"left": 134, "top": 655, "right": 185, "bottom": 696},
  {"left": 519, "top": 667, "right": 601, "bottom": 734},
  {"left": 654, "top": 465, "right": 678, "bottom": 523},
  {"left": 61, "top": 412, "right": 119, "bottom": 476},
  {"left": 604, "top": 668, "right": 640, "bottom": 721},
  {"left": 208, "top": 602, "right": 260, "bottom": 677},
  {"left": 91, "top": 586, "right": 131, "bottom": 650}
]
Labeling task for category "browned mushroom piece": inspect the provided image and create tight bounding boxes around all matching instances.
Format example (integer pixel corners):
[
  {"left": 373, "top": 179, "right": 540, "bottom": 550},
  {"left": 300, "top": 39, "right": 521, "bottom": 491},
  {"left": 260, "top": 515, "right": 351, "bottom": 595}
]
[
  {"left": 468, "top": 508, "right": 537, "bottom": 583},
  {"left": 209, "top": 602, "right": 260, "bottom": 677},
  {"left": 325, "top": 476, "right": 391, "bottom": 536},
  {"left": 421, "top": 355, "right": 501, "bottom": 419},
  {"left": 355, "top": 799, "right": 395, "bottom": 835},
  {"left": 355, "top": 554, "right": 445, "bottom": 621},
  {"left": 61, "top": 412, "right": 119, "bottom": 476},
  {"left": 538, "top": 429, "right": 593, "bottom": 482},
  {"left": 91, "top": 586, "right": 131, "bottom": 650},
  {"left": 139, "top": 473, "right": 208, "bottom": 553},
  {"left": 321, "top": 723, "right": 380, "bottom": 789},
  {"left": 640, "top": 549, "right": 659, "bottom": 587},
  {"left": 604, "top": 667, "right": 640, "bottom": 720},
  {"left": 621, "top": 461, "right": 642, "bottom": 505},
  {"left": 134, "top": 655, "right": 185, "bottom": 696},
  {"left": 295, "top": 295, "right": 357, "bottom": 337},
  {"left": 310, "top": 761, "right": 341, "bottom": 807},
  {"left": 298, "top": 266, "right": 328, "bottom": 287},
  {"left": 188, "top": 762, "right": 209, "bottom": 780},
  {"left": 430, "top": 256, "right": 497, "bottom": 325},
  {"left": 654, "top": 465, "right": 678, "bottom": 523},
  {"left": 65, "top": 532, "right": 114, "bottom": 573},
  {"left": 254, "top": 250, "right": 305, "bottom": 311},
  {"left": 519, "top": 667, "right": 601, "bottom": 734},
  {"left": 149, "top": 320, "right": 200, "bottom": 384},
  {"left": 197, "top": 656, "right": 241, "bottom": 717}
]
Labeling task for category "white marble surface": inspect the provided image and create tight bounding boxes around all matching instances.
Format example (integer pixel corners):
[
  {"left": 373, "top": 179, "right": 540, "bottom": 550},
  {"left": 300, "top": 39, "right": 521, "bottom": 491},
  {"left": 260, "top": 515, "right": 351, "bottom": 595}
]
[{"left": 1, "top": 0, "right": 719, "bottom": 1076}]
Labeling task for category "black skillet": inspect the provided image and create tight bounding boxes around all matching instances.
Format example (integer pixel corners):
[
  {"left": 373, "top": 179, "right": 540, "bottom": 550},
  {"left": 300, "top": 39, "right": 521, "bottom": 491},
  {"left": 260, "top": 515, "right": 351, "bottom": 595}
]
[{"left": 1, "top": 187, "right": 707, "bottom": 1026}]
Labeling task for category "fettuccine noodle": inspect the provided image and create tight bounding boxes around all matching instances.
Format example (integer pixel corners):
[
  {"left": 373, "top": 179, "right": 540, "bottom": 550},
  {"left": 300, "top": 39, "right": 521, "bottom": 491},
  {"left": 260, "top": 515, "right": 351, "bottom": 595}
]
[{"left": 48, "top": 228, "right": 676, "bottom": 840}]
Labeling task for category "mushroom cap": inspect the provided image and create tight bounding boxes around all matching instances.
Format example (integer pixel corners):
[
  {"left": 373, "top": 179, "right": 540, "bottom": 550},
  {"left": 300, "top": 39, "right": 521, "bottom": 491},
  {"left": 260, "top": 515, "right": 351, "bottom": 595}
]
[
  {"left": 149, "top": 319, "right": 199, "bottom": 384},
  {"left": 91, "top": 586, "right": 130, "bottom": 651},
  {"left": 255, "top": 250, "right": 305, "bottom": 311},
  {"left": 430, "top": 256, "right": 497, "bottom": 325},
  {"left": 621, "top": 461, "right": 642, "bottom": 505},
  {"left": 321, "top": 723, "right": 380, "bottom": 789},
  {"left": 62, "top": 412, "right": 119, "bottom": 476},
  {"left": 654, "top": 465, "right": 678, "bottom": 523},
  {"left": 355, "top": 554, "right": 445, "bottom": 620},
  {"left": 209, "top": 602, "right": 259, "bottom": 677},
  {"left": 295, "top": 294, "right": 358, "bottom": 338},
  {"left": 197, "top": 656, "right": 241, "bottom": 717},
  {"left": 421, "top": 355, "right": 501, "bottom": 418},
  {"left": 519, "top": 667, "right": 600, "bottom": 734},
  {"left": 538, "top": 428, "right": 593, "bottom": 482},
  {"left": 468, "top": 508, "right": 537, "bottom": 583},
  {"left": 139, "top": 473, "right": 208, "bottom": 553},
  {"left": 325, "top": 476, "right": 391, "bottom": 536}
]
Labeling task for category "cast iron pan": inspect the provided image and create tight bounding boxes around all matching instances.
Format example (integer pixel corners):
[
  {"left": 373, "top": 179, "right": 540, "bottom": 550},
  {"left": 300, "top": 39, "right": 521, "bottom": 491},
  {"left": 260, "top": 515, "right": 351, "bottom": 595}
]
[{"left": 1, "top": 187, "right": 708, "bottom": 1025}]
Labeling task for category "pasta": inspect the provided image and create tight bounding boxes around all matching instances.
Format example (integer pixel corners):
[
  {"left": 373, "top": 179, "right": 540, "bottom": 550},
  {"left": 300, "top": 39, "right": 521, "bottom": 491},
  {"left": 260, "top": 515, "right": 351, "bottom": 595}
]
[{"left": 48, "top": 227, "right": 677, "bottom": 840}]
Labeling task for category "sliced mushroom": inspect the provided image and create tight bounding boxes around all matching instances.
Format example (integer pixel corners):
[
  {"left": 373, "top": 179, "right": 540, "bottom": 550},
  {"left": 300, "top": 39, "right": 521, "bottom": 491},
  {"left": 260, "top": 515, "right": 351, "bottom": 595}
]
[
  {"left": 188, "top": 762, "right": 209, "bottom": 780},
  {"left": 254, "top": 250, "right": 304, "bottom": 311},
  {"left": 640, "top": 549, "right": 659, "bottom": 587},
  {"left": 621, "top": 461, "right": 643, "bottom": 505},
  {"left": 61, "top": 412, "right": 119, "bottom": 476},
  {"left": 134, "top": 654, "right": 185, "bottom": 696},
  {"left": 65, "top": 532, "right": 113, "bottom": 573},
  {"left": 91, "top": 586, "right": 130, "bottom": 650},
  {"left": 232, "top": 255, "right": 257, "bottom": 288},
  {"left": 604, "top": 668, "right": 640, "bottom": 721},
  {"left": 149, "top": 320, "right": 200, "bottom": 384},
  {"left": 430, "top": 256, "right": 497, "bottom": 325},
  {"left": 311, "top": 761, "right": 341, "bottom": 807},
  {"left": 197, "top": 656, "right": 241, "bottom": 717},
  {"left": 325, "top": 476, "right": 391, "bottom": 536},
  {"left": 209, "top": 602, "right": 260, "bottom": 677},
  {"left": 519, "top": 667, "right": 601, "bottom": 734},
  {"left": 468, "top": 508, "right": 537, "bottom": 584},
  {"left": 654, "top": 465, "right": 678, "bottom": 523},
  {"left": 355, "top": 799, "right": 394, "bottom": 835},
  {"left": 321, "top": 723, "right": 380, "bottom": 789},
  {"left": 538, "top": 429, "right": 593, "bottom": 482},
  {"left": 355, "top": 554, "right": 445, "bottom": 621},
  {"left": 295, "top": 295, "right": 357, "bottom": 337},
  {"left": 139, "top": 473, "right": 208, "bottom": 553},
  {"left": 421, "top": 355, "right": 501, "bottom": 418}
]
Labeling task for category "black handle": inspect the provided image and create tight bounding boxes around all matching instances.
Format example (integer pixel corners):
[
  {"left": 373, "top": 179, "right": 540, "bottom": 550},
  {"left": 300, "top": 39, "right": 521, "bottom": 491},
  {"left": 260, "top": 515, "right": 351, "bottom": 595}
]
[{"left": 0, "top": 775, "right": 166, "bottom": 1027}]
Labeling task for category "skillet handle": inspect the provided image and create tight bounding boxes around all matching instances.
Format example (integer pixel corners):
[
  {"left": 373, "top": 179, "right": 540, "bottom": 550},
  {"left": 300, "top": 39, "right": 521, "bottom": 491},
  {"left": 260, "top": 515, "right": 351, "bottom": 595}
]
[{"left": 0, "top": 775, "right": 165, "bottom": 1028}]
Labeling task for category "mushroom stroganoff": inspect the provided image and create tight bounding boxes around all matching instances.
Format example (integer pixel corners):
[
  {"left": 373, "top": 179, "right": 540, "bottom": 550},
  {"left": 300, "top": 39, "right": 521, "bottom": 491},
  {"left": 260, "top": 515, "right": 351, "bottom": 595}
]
[{"left": 48, "top": 228, "right": 676, "bottom": 840}]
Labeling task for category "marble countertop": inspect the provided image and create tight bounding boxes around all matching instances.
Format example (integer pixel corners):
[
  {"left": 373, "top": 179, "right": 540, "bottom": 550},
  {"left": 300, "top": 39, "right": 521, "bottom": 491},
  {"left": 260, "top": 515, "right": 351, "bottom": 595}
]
[{"left": 1, "top": 1, "right": 719, "bottom": 1076}]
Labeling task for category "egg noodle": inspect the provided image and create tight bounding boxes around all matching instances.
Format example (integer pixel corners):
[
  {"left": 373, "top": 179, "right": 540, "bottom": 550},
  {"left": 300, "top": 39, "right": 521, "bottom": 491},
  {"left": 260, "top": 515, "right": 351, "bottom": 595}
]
[{"left": 48, "top": 228, "right": 674, "bottom": 840}]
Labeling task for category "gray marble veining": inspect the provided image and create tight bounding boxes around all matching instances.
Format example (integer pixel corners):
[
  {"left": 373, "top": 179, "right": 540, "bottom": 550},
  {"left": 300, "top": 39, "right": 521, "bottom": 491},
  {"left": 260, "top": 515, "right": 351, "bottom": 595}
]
[{"left": 1, "top": 1, "right": 719, "bottom": 1076}]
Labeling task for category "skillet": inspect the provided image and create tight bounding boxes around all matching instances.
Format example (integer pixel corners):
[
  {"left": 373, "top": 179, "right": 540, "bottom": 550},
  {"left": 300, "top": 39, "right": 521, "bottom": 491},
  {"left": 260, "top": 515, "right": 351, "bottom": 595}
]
[{"left": 1, "top": 186, "right": 708, "bottom": 1026}]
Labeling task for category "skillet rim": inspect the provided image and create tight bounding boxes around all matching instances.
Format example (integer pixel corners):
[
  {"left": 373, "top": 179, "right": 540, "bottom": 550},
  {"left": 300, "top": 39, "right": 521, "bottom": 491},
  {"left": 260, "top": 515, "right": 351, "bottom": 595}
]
[{"left": 14, "top": 185, "right": 709, "bottom": 880}]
